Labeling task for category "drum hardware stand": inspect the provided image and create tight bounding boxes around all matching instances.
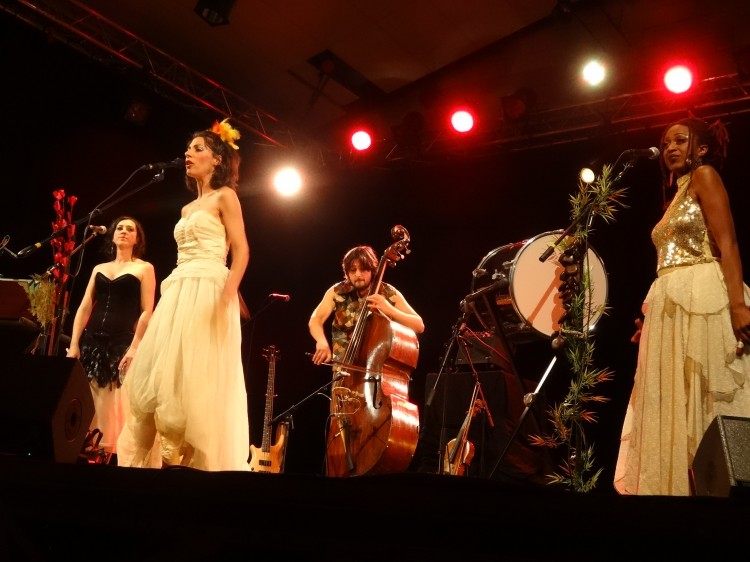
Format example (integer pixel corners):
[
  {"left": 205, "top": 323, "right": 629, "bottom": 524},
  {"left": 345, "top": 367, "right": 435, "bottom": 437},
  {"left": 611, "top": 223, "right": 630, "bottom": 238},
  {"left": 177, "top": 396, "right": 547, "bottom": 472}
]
[
  {"left": 428, "top": 287, "right": 547, "bottom": 478},
  {"left": 463, "top": 278, "right": 556, "bottom": 481},
  {"left": 425, "top": 279, "right": 511, "bottom": 409},
  {"left": 465, "top": 287, "right": 546, "bottom": 436}
]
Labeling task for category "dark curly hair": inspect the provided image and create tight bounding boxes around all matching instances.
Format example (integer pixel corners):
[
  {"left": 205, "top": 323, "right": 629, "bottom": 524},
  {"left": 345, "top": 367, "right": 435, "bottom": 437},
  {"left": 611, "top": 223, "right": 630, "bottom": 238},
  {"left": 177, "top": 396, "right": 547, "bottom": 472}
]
[
  {"left": 102, "top": 216, "right": 146, "bottom": 260},
  {"left": 341, "top": 246, "right": 378, "bottom": 279},
  {"left": 184, "top": 127, "right": 241, "bottom": 194}
]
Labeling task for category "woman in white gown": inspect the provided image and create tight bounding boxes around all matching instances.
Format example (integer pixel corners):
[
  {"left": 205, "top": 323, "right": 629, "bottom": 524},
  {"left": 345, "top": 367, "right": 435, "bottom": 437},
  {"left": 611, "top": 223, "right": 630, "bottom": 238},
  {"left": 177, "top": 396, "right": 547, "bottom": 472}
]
[{"left": 118, "top": 118, "right": 251, "bottom": 471}]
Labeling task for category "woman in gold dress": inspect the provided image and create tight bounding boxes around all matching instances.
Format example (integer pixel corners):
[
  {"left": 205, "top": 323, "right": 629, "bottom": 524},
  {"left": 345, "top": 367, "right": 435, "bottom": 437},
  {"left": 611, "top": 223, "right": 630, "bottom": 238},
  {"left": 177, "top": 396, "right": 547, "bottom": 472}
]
[{"left": 614, "top": 117, "right": 750, "bottom": 496}]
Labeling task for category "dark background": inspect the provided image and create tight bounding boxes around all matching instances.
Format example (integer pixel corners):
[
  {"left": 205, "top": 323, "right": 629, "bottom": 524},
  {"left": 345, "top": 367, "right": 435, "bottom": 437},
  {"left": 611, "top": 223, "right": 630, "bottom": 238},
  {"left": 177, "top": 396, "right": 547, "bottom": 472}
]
[{"left": 2, "top": 10, "right": 749, "bottom": 490}]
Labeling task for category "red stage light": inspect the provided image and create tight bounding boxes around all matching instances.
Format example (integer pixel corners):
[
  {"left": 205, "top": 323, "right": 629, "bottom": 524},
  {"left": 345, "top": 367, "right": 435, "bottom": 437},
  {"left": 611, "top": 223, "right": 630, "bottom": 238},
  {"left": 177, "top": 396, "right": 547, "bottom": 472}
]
[
  {"left": 351, "top": 130, "right": 372, "bottom": 151},
  {"left": 663, "top": 65, "right": 693, "bottom": 94},
  {"left": 450, "top": 110, "right": 474, "bottom": 133}
]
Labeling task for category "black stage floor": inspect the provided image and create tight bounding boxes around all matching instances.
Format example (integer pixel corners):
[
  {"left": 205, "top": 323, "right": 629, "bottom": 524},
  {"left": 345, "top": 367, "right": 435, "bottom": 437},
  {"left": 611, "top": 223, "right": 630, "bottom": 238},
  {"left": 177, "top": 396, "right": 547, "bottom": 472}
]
[{"left": 0, "top": 457, "right": 746, "bottom": 561}]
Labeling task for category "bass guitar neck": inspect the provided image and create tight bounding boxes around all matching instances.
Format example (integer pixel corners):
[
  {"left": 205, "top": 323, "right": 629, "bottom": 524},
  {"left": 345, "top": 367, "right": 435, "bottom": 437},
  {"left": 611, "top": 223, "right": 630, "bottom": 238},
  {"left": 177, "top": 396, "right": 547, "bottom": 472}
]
[{"left": 249, "top": 345, "right": 289, "bottom": 473}]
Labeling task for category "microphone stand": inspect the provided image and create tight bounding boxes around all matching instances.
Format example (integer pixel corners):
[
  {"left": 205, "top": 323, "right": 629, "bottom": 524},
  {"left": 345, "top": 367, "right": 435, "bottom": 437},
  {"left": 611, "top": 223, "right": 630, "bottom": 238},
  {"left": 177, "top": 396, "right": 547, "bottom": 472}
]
[
  {"left": 488, "top": 354, "right": 558, "bottom": 480},
  {"left": 269, "top": 371, "right": 351, "bottom": 474},
  {"left": 609, "top": 154, "right": 637, "bottom": 185},
  {"left": 88, "top": 169, "right": 167, "bottom": 220},
  {"left": 537, "top": 202, "right": 594, "bottom": 264},
  {"left": 538, "top": 156, "right": 636, "bottom": 263},
  {"left": 44, "top": 229, "right": 108, "bottom": 356},
  {"left": 11, "top": 167, "right": 169, "bottom": 357},
  {"left": 425, "top": 305, "right": 472, "bottom": 409},
  {"left": 271, "top": 373, "right": 349, "bottom": 426},
  {"left": 14, "top": 170, "right": 167, "bottom": 260},
  {"left": 241, "top": 295, "right": 289, "bottom": 401},
  {"left": 15, "top": 212, "right": 102, "bottom": 259},
  {"left": 21, "top": 219, "right": 105, "bottom": 356},
  {"left": 0, "top": 235, "right": 18, "bottom": 259},
  {"left": 521, "top": 152, "right": 639, "bottom": 482}
]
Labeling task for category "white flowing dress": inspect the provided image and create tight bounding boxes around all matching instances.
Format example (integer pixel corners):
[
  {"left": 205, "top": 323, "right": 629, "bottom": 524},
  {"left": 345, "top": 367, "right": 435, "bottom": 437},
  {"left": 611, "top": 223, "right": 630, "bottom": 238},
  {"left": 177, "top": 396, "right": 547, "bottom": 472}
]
[
  {"left": 614, "top": 174, "right": 750, "bottom": 495},
  {"left": 118, "top": 210, "right": 250, "bottom": 471}
]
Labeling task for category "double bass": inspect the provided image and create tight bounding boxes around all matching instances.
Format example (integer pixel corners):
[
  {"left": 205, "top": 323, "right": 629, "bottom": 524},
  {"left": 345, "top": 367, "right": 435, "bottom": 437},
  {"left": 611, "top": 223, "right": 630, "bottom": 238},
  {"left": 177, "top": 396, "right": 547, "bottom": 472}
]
[{"left": 325, "top": 225, "right": 420, "bottom": 477}]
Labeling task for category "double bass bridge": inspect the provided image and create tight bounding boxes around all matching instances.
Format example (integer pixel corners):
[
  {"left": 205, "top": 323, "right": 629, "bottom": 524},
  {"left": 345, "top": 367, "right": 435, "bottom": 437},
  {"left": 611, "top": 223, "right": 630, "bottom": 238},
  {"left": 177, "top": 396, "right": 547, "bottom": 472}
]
[{"left": 331, "top": 386, "right": 363, "bottom": 416}]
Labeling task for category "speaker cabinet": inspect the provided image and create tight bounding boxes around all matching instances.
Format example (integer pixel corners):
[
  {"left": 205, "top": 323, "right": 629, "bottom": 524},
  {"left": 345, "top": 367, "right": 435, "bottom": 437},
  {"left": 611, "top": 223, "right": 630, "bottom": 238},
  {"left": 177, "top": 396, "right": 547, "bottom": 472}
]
[
  {"left": 692, "top": 415, "right": 750, "bottom": 497},
  {"left": 0, "top": 354, "right": 94, "bottom": 463}
]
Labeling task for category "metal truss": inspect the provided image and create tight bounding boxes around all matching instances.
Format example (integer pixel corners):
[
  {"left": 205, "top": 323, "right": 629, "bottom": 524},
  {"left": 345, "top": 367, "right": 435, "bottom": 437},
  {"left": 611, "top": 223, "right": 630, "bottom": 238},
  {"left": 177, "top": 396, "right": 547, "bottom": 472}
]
[
  {"left": 492, "top": 73, "right": 750, "bottom": 152},
  {"left": 1, "top": 0, "right": 302, "bottom": 149},
  {"left": 378, "top": 73, "right": 750, "bottom": 163},
  {"left": 5, "top": 0, "right": 750, "bottom": 164}
]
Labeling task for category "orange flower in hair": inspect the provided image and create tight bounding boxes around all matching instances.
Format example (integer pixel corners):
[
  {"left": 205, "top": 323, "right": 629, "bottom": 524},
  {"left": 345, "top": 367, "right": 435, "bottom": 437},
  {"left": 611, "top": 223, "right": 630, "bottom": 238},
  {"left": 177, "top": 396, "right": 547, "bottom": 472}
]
[{"left": 210, "top": 118, "right": 241, "bottom": 150}]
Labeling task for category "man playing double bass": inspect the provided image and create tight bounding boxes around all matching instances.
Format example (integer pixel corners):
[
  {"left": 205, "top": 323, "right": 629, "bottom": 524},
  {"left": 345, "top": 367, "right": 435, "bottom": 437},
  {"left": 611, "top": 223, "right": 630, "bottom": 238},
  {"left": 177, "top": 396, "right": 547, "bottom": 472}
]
[
  {"left": 308, "top": 245, "right": 424, "bottom": 366},
  {"left": 308, "top": 244, "right": 425, "bottom": 477}
]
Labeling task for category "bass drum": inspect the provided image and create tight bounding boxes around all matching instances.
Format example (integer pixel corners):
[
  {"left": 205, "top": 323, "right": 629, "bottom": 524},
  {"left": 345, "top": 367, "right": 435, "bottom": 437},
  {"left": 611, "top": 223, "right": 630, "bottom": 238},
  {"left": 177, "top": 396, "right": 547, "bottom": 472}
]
[{"left": 470, "top": 230, "right": 608, "bottom": 343}]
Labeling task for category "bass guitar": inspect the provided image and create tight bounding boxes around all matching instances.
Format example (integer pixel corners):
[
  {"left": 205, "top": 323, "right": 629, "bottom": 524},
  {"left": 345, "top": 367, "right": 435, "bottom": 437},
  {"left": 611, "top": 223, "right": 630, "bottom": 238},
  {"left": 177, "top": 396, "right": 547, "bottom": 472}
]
[{"left": 249, "top": 345, "right": 289, "bottom": 473}]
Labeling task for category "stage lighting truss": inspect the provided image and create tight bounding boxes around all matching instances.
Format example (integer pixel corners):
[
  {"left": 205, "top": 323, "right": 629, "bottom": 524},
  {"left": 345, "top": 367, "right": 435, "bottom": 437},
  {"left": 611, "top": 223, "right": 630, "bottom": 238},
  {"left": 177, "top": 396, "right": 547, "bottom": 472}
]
[
  {"left": 381, "top": 72, "right": 750, "bottom": 160},
  {"left": 3, "top": 0, "right": 302, "bottom": 151},
  {"left": 5, "top": 0, "right": 750, "bottom": 164}
]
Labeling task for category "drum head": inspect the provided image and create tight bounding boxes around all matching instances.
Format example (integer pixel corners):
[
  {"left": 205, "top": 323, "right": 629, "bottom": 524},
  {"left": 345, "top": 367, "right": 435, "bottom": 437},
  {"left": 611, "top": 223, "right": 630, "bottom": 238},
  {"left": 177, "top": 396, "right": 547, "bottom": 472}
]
[{"left": 470, "top": 230, "right": 608, "bottom": 341}]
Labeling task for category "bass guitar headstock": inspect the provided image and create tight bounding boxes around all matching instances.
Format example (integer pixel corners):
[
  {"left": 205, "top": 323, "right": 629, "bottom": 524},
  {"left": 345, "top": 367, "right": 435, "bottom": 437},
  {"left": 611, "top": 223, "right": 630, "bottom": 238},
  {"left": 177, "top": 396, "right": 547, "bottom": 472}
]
[{"left": 262, "top": 344, "right": 280, "bottom": 363}]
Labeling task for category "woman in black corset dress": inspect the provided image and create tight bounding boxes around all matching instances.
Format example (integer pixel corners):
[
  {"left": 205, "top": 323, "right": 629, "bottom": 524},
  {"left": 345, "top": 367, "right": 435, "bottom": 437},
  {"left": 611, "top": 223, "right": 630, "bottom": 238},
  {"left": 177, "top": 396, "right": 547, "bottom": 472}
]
[{"left": 66, "top": 216, "right": 156, "bottom": 460}]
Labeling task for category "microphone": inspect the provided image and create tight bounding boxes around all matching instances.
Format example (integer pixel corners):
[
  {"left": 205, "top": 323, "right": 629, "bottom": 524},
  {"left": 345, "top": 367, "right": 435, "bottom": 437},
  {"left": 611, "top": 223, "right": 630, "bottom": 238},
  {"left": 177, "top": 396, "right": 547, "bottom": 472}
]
[
  {"left": 269, "top": 293, "right": 291, "bottom": 302},
  {"left": 140, "top": 157, "right": 185, "bottom": 171},
  {"left": 17, "top": 213, "right": 104, "bottom": 258},
  {"left": 18, "top": 224, "right": 96, "bottom": 257},
  {"left": 88, "top": 225, "right": 107, "bottom": 235},
  {"left": 623, "top": 147, "right": 660, "bottom": 160},
  {"left": 17, "top": 242, "right": 43, "bottom": 258},
  {"left": 463, "top": 280, "right": 508, "bottom": 303}
]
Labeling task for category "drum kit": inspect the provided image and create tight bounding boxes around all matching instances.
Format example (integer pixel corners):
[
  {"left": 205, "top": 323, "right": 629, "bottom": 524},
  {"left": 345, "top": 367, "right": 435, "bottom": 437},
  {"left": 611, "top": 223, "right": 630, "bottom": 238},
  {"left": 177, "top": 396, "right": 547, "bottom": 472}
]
[
  {"left": 427, "top": 229, "right": 609, "bottom": 478},
  {"left": 468, "top": 229, "right": 607, "bottom": 344}
]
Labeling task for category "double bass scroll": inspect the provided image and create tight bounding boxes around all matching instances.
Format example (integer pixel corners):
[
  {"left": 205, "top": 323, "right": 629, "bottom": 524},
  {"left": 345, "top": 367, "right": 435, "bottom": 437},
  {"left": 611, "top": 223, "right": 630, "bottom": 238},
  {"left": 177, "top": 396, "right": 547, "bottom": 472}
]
[{"left": 325, "top": 225, "right": 421, "bottom": 477}]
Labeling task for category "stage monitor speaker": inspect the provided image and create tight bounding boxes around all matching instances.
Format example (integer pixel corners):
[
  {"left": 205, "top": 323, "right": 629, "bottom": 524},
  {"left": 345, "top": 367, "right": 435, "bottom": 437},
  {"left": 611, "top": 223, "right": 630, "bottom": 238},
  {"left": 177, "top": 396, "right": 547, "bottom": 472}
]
[
  {"left": 692, "top": 415, "right": 750, "bottom": 498},
  {"left": 0, "top": 354, "right": 94, "bottom": 463}
]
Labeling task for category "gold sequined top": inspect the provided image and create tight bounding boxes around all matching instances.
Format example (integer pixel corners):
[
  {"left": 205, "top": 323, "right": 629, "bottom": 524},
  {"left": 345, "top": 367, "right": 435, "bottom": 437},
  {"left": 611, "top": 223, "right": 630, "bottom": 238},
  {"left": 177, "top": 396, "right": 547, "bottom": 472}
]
[{"left": 652, "top": 173, "right": 718, "bottom": 273}]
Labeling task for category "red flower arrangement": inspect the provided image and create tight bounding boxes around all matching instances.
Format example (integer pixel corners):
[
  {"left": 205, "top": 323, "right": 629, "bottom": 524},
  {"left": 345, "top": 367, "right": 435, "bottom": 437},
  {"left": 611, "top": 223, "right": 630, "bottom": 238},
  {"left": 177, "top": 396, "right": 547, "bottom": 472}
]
[
  {"left": 50, "top": 189, "right": 77, "bottom": 286},
  {"left": 22, "top": 189, "right": 78, "bottom": 352}
]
